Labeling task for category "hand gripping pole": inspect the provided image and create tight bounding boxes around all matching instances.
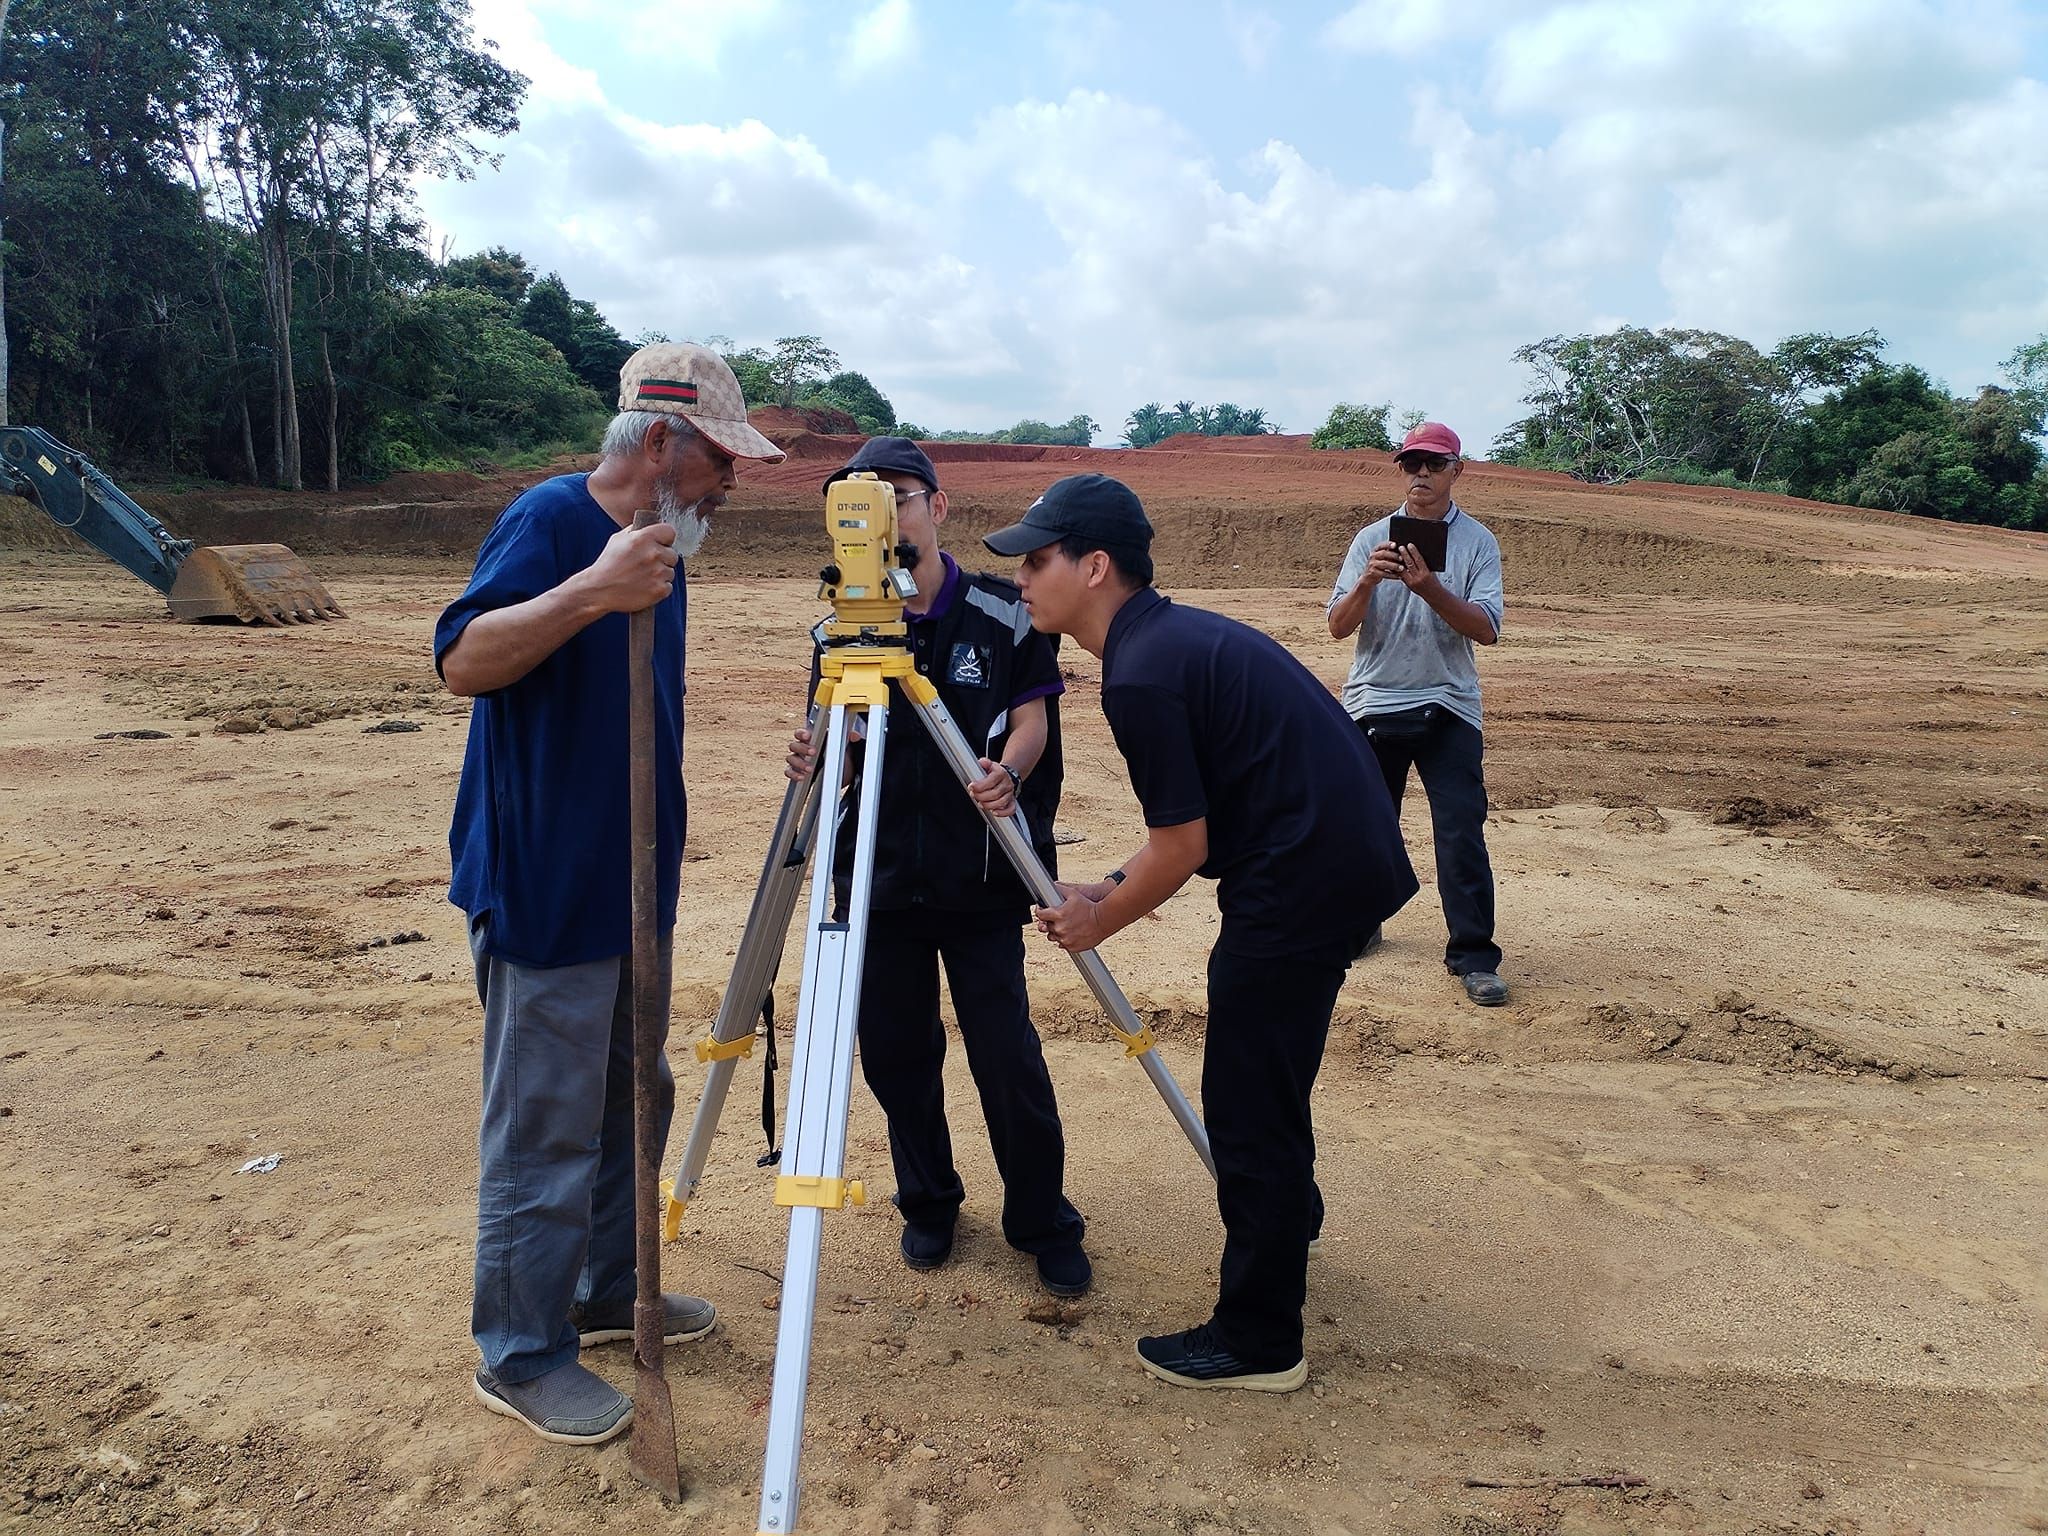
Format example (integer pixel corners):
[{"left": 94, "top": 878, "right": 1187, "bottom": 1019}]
[{"left": 897, "top": 674, "right": 1215, "bottom": 1179}]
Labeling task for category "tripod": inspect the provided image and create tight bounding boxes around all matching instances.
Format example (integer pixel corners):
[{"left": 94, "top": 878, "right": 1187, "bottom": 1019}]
[{"left": 659, "top": 476, "right": 1213, "bottom": 1534}]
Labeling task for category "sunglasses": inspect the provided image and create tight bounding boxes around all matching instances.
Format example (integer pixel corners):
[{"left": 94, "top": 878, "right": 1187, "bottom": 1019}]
[{"left": 1396, "top": 453, "right": 1455, "bottom": 473}]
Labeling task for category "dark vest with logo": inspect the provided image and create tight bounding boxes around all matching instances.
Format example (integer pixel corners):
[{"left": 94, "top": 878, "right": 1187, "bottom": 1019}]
[{"left": 813, "top": 567, "right": 1063, "bottom": 916}]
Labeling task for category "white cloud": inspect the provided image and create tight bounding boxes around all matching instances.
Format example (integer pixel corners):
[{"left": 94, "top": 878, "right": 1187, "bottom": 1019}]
[
  {"left": 1012, "top": 0, "right": 1120, "bottom": 78},
  {"left": 426, "top": 0, "right": 2048, "bottom": 448},
  {"left": 1225, "top": 4, "right": 1282, "bottom": 74},
  {"left": 1322, "top": 0, "right": 1523, "bottom": 58},
  {"left": 846, "top": 0, "right": 917, "bottom": 75},
  {"left": 469, "top": 0, "right": 784, "bottom": 79}
]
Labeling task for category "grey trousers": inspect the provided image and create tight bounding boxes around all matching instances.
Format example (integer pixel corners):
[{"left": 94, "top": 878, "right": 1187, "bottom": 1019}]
[{"left": 468, "top": 916, "right": 675, "bottom": 1383}]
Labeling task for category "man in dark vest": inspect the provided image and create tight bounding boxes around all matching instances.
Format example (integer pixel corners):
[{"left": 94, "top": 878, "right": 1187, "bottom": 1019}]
[{"left": 786, "top": 437, "right": 1091, "bottom": 1297}]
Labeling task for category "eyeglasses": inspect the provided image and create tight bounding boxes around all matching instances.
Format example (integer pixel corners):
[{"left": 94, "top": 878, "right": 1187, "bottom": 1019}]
[
  {"left": 1396, "top": 453, "right": 1455, "bottom": 473},
  {"left": 892, "top": 487, "right": 932, "bottom": 504}
]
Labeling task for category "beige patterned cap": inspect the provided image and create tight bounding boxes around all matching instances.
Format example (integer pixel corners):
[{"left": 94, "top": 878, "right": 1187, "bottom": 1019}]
[{"left": 618, "top": 342, "right": 785, "bottom": 462}]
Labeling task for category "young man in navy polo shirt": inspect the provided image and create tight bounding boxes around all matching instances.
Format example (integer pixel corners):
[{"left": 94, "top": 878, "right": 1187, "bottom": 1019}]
[
  {"left": 437, "top": 343, "right": 785, "bottom": 1445},
  {"left": 785, "top": 437, "right": 1091, "bottom": 1297},
  {"left": 987, "top": 474, "right": 1417, "bottom": 1391}
]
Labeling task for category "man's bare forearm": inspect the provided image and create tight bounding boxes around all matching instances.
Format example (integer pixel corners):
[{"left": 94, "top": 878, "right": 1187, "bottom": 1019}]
[
  {"left": 1001, "top": 697, "right": 1050, "bottom": 779},
  {"left": 1421, "top": 584, "right": 1497, "bottom": 644},
  {"left": 442, "top": 576, "right": 607, "bottom": 696},
  {"left": 1091, "top": 821, "right": 1207, "bottom": 941},
  {"left": 1328, "top": 575, "right": 1375, "bottom": 640}
]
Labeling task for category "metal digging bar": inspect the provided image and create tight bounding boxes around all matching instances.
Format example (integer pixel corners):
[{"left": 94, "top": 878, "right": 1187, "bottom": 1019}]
[{"left": 625, "top": 510, "right": 683, "bottom": 1500}]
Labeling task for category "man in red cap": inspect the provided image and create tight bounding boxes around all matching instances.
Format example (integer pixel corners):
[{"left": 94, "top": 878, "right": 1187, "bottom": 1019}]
[{"left": 1325, "top": 422, "right": 1509, "bottom": 1006}]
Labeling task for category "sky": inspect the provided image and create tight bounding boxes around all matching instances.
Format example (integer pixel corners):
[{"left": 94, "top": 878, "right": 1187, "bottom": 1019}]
[{"left": 419, "top": 0, "right": 2048, "bottom": 450}]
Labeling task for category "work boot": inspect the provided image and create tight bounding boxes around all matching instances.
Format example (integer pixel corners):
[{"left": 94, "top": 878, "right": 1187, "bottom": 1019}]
[
  {"left": 1135, "top": 1324, "right": 1307, "bottom": 1393},
  {"left": 1035, "top": 1244, "right": 1093, "bottom": 1298},
  {"left": 472, "top": 1361, "right": 631, "bottom": 1444},
  {"left": 1459, "top": 970, "right": 1509, "bottom": 1007},
  {"left": 900, "top": 1220, "right": 955, "bottom": 1271},
  {"left": 570, "top": 1292, "right": 717, "bottom": 1348}
]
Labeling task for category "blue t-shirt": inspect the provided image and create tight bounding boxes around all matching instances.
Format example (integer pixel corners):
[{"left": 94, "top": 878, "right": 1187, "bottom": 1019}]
[
  {"left": 1100, "top": 589, "right": 1418, "bottom": 959},
  {"left": 435, "top": 474, "right": 687, "bottom": 968}
]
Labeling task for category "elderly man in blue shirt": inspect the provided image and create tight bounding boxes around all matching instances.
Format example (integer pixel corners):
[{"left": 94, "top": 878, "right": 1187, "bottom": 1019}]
[{"left": 435, "top": 343, "right": 784, "bottom": 1445}]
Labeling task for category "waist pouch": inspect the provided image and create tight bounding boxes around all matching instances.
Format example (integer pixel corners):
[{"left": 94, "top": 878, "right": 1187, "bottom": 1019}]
[{"left": 1360, "top": 703, "right": 1443, "bottom": 747}]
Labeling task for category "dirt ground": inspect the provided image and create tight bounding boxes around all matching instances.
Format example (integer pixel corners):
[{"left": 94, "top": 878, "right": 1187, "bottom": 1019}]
[{"left": 2, "top": 447, "right": 2046, "bottom": 1535}]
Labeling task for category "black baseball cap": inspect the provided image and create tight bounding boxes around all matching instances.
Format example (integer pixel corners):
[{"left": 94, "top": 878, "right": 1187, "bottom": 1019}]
[
  {"left": 983, "top": 473, "right": 1153, "bottom": 557},
  {"left": 823, "top": 436, "right": 939, "bottom": 494}
]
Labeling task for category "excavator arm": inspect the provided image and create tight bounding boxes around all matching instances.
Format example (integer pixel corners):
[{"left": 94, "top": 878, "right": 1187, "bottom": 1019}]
[
  {"left": 0, "top": 425, "right": 343, "bottom": 625},
  {"left": 1, "top": 424, "right": 193, "bottom": 593}
]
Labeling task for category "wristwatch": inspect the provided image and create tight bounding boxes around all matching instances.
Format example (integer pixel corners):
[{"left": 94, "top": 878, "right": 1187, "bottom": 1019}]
[
  {"left": 1105, "top": 869, "right": 1127, "bottom": 886},
  {"left": 998, "top": 763, "right": 1022, "bottom": 794}
]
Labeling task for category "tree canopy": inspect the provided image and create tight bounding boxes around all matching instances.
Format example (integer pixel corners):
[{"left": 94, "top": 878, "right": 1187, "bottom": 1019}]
[
  {"left": 1123, "top": 400, "right": 1276, "bottom": 446},
  {"left": 1491, "top": 325, "right": 2044, "bottom": 529}
]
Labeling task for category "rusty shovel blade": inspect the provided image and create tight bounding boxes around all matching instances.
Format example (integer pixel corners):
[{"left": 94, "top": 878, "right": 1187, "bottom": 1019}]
[{"left": 628, "top": 1351, "right": 683, "bottom": 1500}]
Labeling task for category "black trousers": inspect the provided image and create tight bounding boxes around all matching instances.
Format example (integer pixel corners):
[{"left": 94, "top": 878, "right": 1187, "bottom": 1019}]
[
  {"left": 856, "top": 907, "right": 1084, "bottom": 1253},
  {"left": 1203, "top": 938, "right": 1351, "bottom": 1369},
  {"left": 1358, "top": 706, "right": 1503, "bottom": 975}
]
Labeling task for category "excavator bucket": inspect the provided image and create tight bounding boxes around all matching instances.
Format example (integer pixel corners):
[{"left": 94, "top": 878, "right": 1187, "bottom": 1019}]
[{"left": 167, "top": 544, "right": 346, "bottom": 627}]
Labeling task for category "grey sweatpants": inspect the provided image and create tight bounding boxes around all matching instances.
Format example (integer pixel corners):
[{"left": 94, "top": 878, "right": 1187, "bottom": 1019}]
[{"left": 468, "top": 916, "right": 675, "bottom": 1383}]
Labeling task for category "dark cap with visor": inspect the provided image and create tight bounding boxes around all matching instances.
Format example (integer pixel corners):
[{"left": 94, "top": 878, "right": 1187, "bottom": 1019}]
[
  {"left": 823, "top": 436, "right": 940, "bottom": 495},
  {"left": 983, "top": 473, "right": 1153, "bottom": 557}
]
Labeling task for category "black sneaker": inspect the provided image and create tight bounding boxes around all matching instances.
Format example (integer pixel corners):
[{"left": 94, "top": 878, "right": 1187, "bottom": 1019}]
[
  {"left": 1035, "top": 1244, "right": 1092, "bottom": 1298},
  {"left": 900, "top": 1220, "right": 954, "bottom": 1271},
  {"left": 1135, "top": 1324, "right": 1307, "bottom": 1392}
]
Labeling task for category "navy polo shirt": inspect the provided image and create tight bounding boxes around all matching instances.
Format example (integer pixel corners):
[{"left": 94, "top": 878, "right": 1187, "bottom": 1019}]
[
  {"left": 1100, "top": 588, "right": 1417, "bottom": 958},
  {"left": 435, "top": 474, "right": 687, "bottom": 968}
]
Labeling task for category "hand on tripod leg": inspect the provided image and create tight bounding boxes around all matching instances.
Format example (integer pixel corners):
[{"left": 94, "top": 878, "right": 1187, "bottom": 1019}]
[{"left": 966, "top": 756, "right": 1020, "bottom": 819}]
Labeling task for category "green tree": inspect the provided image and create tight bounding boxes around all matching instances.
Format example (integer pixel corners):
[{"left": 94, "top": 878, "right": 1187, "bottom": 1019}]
[
  {"left": 1126, "top": 399, "right": 1273, "bottom": 445},
  {"left": 802, "top": 369, "right": 895, "bottom": 433},
  {"left": 1124, "top": 402, "right": 1169, "bottom": 447},
  {"left": 721, "top": 345, "right": 774, "bottom": 405},
  {"left": 2001, "top": 334, "right": 2048, "bottom": 428},
  {"left": 1493, "top": 327, "right": 1764, "bottom": 483},
  {"left": 1741, "top": 330, "right": 1885, "bottom": 482},
  {"left": 395, "top": 284, "right": 598, "bottom": 459},
  {"left": 445, "top": 245, "right": 532, "bottom": 307},
  {"left": 1311, "top": 401, "right": 1393, "bottom": 451},
  {"left": 1777, "top": 364, "right": 1954, "bottom": 502},
  {"left": 1001, "top": 414, "right": 1097, "bottom": 446},
  {"left": 769, "top": 334, "right": 839, "bottom": 407}
]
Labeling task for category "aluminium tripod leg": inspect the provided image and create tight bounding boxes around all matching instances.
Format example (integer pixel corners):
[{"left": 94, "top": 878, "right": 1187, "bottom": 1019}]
[
  {"left": 898, "top": 674, "right": 1216, "bottom": 1179},
  {"left": 758, "top": 696, "right": 892, "bottom": 1536},
  {"left": 663, "top": 707, "right": 831, "bottom": 1239}
]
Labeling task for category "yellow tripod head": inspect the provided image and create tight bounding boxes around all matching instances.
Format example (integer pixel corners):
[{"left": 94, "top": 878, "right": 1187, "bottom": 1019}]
[{"left": 819, "top": 472, "right": 919, "bottom": 645}]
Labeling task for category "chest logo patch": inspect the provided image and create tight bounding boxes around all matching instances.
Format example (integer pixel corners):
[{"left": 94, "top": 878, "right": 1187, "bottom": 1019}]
[{"left": 947, "top": 642, "right": 991, "bottom": 688}]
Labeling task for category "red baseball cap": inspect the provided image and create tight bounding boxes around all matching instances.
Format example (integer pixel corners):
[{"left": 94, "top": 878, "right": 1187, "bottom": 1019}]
[{"left": 1395, "top": 422, "right": 1462, "bottom": 458}]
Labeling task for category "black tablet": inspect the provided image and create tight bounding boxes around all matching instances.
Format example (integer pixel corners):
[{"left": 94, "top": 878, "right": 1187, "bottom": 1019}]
[{"left": 1389, "top": 514, "right": 1449, "bottom": 572}]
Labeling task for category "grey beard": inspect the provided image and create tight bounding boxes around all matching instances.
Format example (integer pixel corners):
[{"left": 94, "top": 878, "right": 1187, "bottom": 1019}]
[{"left": 653, "top": 485, "right": 711, "bottom": 558}]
